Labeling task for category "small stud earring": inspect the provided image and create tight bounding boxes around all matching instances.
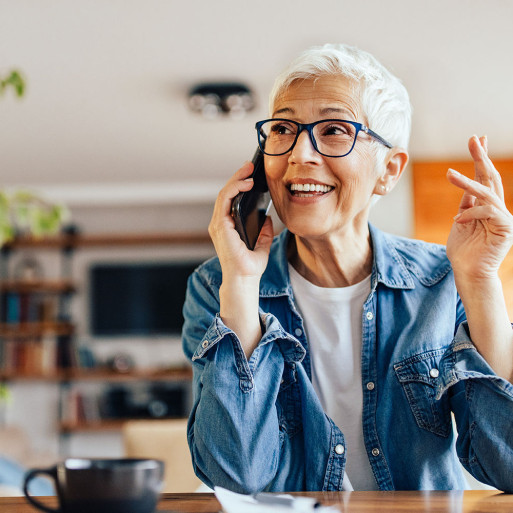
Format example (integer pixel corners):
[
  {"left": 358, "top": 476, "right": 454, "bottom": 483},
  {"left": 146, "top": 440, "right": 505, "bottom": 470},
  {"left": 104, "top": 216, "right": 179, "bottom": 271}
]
[{"left": 381, "top": 185, "right": 388, "bottom": 193}]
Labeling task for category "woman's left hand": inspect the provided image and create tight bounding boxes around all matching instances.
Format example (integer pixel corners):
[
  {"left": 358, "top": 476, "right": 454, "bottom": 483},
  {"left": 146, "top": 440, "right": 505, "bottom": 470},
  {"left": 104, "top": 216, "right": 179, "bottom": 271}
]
[{"left": 446, "top": 135, "right": 513, "bottom": 281}]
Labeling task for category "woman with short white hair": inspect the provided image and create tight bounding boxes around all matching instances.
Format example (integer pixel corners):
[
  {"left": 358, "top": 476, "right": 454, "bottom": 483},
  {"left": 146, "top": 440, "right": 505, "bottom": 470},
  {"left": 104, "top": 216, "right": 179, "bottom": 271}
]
[{"left": 183, "top": 43, "right": 513, "bottom": 493}]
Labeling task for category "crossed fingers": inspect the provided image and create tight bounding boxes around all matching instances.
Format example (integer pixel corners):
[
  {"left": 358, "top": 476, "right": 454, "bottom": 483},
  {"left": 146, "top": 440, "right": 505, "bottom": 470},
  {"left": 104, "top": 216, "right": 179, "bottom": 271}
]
[{"left": 447, "top": 135, "right": 508, "bottom": 223}]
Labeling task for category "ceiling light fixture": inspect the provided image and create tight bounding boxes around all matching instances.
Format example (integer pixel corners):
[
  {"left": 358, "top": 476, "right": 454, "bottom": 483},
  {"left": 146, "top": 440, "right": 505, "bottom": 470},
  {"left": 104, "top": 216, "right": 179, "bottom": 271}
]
[{"left": 188, "top": 82, "right": 255, "bottom": 120}]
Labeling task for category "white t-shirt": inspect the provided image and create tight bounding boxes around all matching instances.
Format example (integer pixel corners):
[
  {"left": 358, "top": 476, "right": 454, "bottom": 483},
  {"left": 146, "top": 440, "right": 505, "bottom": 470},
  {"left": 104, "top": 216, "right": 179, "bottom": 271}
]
[{"left": 289, "top": 264, "right": 378, "bottom": 491}]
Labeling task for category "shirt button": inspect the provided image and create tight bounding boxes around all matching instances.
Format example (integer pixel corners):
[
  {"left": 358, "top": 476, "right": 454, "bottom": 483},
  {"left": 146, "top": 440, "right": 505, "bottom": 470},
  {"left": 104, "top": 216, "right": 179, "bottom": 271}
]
[
  {"left": 335, "top": 444, "right": 345, "bottom": 455},
  {"left": 371, "top": 448, "right": 380, "bottom": 457},
  {"left": 366, "top": 312, "right": 374, "bottom": 320},
  {"left": 201, "top": 340, "right": 209, "bottom": 348},
  {"left": 294, "top": 328, "right": 303, "bottom": 337},
  {"left": 366, "top": 382, "right": 375, "bottom": 391},
  {"left": 429, "top": 368, "right": 440, "bottom": 378}
]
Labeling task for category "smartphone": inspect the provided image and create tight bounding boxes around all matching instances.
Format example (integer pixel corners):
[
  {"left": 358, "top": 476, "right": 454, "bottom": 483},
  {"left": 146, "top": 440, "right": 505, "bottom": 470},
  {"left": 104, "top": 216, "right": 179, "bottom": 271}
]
[{"left": 231, "top": 148, "right": 272, "bottom": 250}]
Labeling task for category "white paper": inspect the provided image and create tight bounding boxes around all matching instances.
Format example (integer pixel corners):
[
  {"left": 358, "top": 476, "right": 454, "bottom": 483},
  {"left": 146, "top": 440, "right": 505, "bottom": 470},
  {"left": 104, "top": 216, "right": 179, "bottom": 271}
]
[{"left": 214, "top": 486, "right": 339, "bottom": 513}]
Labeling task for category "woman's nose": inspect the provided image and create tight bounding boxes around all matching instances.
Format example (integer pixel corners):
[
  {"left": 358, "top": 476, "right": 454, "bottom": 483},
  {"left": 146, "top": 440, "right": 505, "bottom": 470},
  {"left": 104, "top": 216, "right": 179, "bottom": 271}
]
[{"left": 288, "top": 130, "right": 322, "bottom": 165}]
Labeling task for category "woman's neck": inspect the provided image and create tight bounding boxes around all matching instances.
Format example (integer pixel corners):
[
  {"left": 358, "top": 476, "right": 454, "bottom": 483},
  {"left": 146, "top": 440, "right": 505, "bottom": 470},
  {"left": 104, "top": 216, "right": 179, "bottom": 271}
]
[{"left": 288, "top": 226, "right": 373, "bottom": 288}]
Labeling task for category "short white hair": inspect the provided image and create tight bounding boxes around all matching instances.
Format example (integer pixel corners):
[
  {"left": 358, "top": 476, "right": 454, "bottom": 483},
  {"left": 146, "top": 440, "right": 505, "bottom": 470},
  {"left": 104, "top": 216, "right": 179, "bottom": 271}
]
[{"left": 269, "top": 43, "right": 412, "bottom": 152}]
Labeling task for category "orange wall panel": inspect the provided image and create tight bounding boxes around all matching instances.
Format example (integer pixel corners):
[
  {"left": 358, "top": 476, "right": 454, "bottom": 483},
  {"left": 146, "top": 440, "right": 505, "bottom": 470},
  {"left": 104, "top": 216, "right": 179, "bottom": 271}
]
[{"left": 413, "top": 158, "right": 513, "bottom": 315}]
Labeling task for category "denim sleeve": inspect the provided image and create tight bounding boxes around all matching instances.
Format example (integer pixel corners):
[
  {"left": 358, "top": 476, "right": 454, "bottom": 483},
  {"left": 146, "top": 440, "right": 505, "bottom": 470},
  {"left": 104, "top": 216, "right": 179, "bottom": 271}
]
[
  {"left": 182, "top": 268, "right": 304, "bottom": 493},
  {"left": 437, "top": 322, "right": 513, "bottom": 492}
]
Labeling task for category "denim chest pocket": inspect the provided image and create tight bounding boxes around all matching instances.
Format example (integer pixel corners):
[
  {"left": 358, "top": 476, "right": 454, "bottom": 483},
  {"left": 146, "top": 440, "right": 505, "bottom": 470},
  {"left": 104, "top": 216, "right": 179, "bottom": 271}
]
[
  {"left": 276, "top": 363, "right": 302, "bottom": 439},
  {"left": 394, "top": 348, "right": 452, "bottom": 438}
]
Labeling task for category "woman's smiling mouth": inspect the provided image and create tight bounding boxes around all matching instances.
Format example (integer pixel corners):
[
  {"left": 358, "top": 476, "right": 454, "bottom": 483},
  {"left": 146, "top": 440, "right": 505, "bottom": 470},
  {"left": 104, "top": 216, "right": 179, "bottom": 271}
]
[{"left": 288, "top": 183, "right": 334, "bottom": 197}]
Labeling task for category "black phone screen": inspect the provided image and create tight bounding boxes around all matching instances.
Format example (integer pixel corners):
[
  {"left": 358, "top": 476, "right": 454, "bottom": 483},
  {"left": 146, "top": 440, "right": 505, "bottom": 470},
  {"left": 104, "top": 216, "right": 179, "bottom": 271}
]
[{"left": 231, "top": 148, "right": 272, "bottom": 250}]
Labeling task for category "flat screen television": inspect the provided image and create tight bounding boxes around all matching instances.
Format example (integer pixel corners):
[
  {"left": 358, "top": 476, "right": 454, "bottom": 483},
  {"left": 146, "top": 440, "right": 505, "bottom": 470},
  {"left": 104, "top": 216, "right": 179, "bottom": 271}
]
[{"left": 89, "top": 261, "right": 202, "bottom": 336}]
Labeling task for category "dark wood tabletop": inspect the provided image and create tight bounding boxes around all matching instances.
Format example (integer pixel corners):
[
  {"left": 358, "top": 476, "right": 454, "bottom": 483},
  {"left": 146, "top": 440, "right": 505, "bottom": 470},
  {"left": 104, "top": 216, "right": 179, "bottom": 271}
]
[{"left": 6, "top": 490, "right": 512, "bottom": 513}]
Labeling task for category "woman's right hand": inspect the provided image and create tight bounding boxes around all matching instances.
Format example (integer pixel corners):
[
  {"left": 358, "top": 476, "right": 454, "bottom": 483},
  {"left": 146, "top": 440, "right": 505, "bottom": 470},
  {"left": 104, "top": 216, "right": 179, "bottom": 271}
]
[
  {"left": 208, "top": 160, "right": 274, "bottom": 282},
  {"left": 209, "top": 161, "right": 274, "bottom": 359}
]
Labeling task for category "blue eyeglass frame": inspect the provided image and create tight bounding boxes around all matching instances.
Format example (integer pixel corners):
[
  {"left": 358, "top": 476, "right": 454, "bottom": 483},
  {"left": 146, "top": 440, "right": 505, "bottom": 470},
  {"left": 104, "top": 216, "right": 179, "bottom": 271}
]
[{"left": 255, "top": 118, "right": 393, "bottom": 158}]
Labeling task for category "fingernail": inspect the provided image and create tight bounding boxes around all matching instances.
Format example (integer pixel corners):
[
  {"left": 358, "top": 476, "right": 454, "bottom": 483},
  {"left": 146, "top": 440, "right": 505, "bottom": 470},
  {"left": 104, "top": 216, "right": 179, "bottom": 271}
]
[
  {"left": 243, "top": 177, "right": 254, "bottom": 182},
  {"left": 448, "top": 168, "right": 460, "bottom": 175},
  {"left": 453, "top": 213, "right": 462, "bottom": 221}
]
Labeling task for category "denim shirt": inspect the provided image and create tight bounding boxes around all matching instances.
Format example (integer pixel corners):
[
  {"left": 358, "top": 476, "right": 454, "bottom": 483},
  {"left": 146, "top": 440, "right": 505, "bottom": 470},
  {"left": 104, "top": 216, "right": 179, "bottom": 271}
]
[{"left": 182, "top": 225, "right": 513, "bottom": 493}]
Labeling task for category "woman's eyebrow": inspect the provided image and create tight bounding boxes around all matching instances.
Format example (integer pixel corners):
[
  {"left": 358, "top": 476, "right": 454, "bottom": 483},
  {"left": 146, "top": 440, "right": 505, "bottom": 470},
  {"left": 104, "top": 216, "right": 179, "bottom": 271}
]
[
  {"left": 272, "top": 107, "right": 294, "bottom": 116},
  {"left": 319, "top": 107, "right": 351, "bottom": 117},
  {"left": 272, "top": 106, "right": 354, "bottom": 118}
]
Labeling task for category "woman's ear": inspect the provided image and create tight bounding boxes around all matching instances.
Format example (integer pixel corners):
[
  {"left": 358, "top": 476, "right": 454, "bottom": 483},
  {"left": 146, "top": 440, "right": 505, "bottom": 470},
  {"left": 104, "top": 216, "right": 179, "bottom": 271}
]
[{"left": 374, "top": 147, "right": 409, "bottom": 196}]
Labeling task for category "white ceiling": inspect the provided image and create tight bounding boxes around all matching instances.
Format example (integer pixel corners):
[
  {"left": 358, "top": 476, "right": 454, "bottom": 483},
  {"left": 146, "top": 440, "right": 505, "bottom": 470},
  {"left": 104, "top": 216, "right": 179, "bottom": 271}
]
[{"left": 2, "top": 0, "right": 513, "bottom": 199}]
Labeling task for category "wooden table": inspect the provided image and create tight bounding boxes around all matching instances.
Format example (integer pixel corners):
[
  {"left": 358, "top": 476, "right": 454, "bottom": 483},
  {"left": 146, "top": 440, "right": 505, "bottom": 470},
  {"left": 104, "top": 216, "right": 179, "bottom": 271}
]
[{"left": 6, "top": 490, "right": 512, "bottom": 512}]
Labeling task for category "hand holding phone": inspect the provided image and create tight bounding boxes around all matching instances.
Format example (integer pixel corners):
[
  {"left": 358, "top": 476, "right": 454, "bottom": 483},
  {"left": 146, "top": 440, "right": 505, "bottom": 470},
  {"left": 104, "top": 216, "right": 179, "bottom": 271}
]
[{"left": 231, "top": 148, "right": 272, "bottom": 250}]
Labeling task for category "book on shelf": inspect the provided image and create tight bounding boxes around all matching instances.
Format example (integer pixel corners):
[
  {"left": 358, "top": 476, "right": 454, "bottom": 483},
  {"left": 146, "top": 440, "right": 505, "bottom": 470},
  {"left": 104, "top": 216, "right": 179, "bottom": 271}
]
[
  {"left": 0, "top": 333, "right": 71, "bottom": 375},
  {"left": 41, "top": 335, "right": 58, "bottom": 374},
  {"left": 61, "top": 388, "right": 102, "bottom": 425},
  {"left": 4, "top": 293, "right": 20, "bottom": 323},
  {"left": 1, "top": 291, "right": 59, "bottom": 325}
]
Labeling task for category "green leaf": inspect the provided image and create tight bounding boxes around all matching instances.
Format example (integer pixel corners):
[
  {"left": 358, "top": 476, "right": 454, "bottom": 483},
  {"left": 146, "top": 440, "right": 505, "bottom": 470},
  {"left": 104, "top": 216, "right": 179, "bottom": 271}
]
[
  {"left": 0, "top": 384, "right": 12, "bottom": 402},
  {"left": 12, "top": 190, "right": 37, "bottom": 202},
  {"left": 0, "top": 224, "right": 14, "bottom": 247},
  {"left": 14, "top": 204, "right": 30, "bottom": 226},
  {"left": 0, "top": 70, "right": 26, "bottom": 98},
  {"left": 0, "top": 190, "right": 9, "bottom": 206},
  {"left": 0, "top": 197, "right": 9, "bottom": 221}
]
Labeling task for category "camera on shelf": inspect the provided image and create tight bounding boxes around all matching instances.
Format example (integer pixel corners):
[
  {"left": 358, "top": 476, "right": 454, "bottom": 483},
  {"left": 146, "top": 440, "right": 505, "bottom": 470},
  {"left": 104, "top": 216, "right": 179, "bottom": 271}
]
[{"left": 103, "top": 383, "right": 186, "bottom": 420}]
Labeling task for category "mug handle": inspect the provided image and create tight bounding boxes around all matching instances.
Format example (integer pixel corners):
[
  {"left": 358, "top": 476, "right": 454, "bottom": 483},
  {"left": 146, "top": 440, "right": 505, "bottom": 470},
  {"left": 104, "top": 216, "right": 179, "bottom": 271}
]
[{"left": 23, "top": 466, "right": 60, "bottom": 513}]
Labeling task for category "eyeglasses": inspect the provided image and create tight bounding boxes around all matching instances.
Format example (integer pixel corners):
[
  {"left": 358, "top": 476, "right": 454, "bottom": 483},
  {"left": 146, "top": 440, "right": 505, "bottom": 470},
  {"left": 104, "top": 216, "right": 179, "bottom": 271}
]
[{"left": 255, "top": 118, "right": 393, "bottom": 158}]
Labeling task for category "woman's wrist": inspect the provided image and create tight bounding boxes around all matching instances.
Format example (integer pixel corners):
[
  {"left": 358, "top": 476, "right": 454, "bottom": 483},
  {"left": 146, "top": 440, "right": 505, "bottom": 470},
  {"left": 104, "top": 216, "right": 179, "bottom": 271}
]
[
  {"left": 219, "top": 277, "right": 262, "bottom": 359},
  {"left": 453, "top": 271, "right": 502, "bottom": 303},
  {"left": 220, "top": 275, "right": 261, "bottom": 304},
  {"left": 454, "top": 272, "right": 513, "bottom": 381}
]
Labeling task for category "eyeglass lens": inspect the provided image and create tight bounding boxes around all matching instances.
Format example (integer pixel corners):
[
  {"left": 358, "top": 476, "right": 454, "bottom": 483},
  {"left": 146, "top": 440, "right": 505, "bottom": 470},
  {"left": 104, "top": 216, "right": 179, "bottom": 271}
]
[{"left": 259, "top": 120, "right": 358, "bottom": 157}]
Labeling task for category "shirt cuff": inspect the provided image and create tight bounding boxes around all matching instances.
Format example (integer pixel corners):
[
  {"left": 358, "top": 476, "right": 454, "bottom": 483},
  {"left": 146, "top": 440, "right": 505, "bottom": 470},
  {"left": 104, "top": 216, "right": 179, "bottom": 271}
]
[
  {"left": 436, "top": 322, "right": 513, "bottom": 400},
  {"left": 191, "top": 312, "right": 306, "bottom": 373}
]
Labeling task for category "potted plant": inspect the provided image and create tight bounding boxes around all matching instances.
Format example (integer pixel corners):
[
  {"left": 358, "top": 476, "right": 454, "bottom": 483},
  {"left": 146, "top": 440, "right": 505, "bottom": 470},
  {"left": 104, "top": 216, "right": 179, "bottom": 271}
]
[{"left": 0, "top": 70, "right": 69, "bottom": 247}]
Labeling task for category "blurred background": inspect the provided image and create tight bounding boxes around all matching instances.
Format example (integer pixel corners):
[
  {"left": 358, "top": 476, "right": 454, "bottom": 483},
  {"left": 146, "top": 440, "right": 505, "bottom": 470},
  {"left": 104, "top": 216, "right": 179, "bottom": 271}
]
[{"left": 0, "top": 0, "right": 512, "bottom": 485}]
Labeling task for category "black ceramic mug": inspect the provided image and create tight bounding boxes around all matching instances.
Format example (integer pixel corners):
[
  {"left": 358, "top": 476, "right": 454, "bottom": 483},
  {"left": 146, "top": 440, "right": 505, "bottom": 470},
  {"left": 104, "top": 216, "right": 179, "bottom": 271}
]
[{"left": 23, "top": 458, "right": 165, "bottom": 513}]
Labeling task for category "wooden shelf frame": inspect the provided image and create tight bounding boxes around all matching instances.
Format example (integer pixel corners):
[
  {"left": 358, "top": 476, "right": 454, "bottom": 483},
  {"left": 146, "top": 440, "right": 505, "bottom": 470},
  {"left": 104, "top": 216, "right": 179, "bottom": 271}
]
[
  {"left": 0, "top": 321, "right": 74, "bottom": 337},
  {"left": 3, "top": 232, "right": 211, "bottom": 249},
  {"left": 0, "top": 279, "right": 75, "bottom": 294},
  {"left": 59, "top": 416, "right": 187, "bottom": 433},
  {"left": 0, "top": 365, "right": 193, "bottom": 382}
]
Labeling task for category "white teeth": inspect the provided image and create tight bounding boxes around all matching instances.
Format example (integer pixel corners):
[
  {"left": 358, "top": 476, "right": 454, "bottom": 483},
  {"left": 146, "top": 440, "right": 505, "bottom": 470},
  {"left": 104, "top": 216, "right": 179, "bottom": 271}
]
[{"left": 289, "top": 183, "right": 333, "bottom": 193}]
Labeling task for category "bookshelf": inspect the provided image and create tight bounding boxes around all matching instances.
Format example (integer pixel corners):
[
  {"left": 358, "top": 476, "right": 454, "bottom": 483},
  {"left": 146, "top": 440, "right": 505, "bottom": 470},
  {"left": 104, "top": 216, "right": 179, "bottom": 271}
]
[
  {"left": 0, "top": 230, "right": 210, "bottom": 455},
  {"left": 0, "top": 235, "right": 76, "bottom": 377}
]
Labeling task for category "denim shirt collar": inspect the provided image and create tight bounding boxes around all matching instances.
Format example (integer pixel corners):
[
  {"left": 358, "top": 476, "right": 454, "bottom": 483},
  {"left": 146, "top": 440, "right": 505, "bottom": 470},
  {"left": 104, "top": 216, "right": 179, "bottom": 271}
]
[{"left": 259, "top": 224, "right": 451, "bottom": 297}]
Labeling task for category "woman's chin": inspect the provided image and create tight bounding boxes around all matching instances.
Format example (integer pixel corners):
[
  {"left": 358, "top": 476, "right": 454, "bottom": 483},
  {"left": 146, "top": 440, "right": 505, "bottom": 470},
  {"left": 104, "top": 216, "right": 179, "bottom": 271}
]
[{"left": 285, "top": 220, "right": 332, "bottom": 240}]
